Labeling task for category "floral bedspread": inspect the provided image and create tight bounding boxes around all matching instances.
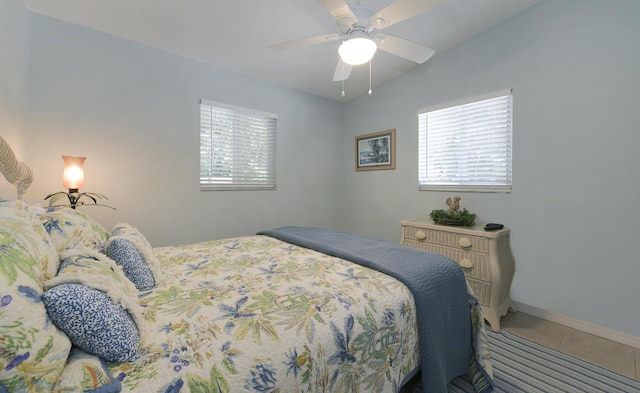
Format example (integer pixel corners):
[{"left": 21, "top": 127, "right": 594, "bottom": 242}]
[{"left": 109, "top": 235, "right": 422, "bottom": 392}]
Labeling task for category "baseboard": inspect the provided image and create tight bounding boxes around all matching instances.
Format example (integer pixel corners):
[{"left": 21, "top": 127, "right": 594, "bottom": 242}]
[{"left": 512, "top": 301, "right": 640, "bottom": 350}]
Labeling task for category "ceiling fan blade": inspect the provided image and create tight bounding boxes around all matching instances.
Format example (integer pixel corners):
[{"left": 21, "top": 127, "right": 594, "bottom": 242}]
[
  {"left": 317, "top": 0, "right": 358, "bottom": 26},
  {"left": 269, "top": 33, "right": 341, "bottom": 52},
  {"left": 370, "top": 0, "right": 444, "bottom": 30},
  {"left": 333, "top": 59, "right": 353, "bottom": 81},
  {"left": 376, "top": 34, "right": 435, "bottom": 63}
]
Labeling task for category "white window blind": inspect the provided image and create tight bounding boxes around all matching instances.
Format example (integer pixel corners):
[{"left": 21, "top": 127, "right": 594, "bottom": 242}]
[
  {"left": 200, "top": 99, "right": 277, "bottom": 190},
  {"left": 418, "top": 90, "right": 512, "bottom": 192}
]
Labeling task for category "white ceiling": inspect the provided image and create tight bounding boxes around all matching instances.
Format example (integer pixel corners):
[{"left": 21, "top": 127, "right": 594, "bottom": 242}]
[{"left": 24, "top": 0, "right": 538, "bottom": 102}]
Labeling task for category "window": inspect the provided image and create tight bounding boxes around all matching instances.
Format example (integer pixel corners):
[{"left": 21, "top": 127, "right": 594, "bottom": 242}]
[
  {"left": 200, "top": 99, "right": 277, "bottom": 190},
  {"left": 418, "top": 90, "right": 512, "bottom": 192}
]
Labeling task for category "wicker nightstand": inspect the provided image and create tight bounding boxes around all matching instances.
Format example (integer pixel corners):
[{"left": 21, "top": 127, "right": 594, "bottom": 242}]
[{"left": 401, "top": 218, "right": 515, "bottom": 332}]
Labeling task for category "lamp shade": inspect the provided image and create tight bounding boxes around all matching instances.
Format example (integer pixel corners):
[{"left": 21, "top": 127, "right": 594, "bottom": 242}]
[
  {"left": 62, "top": 156, "right": 86, "bottom": 190},
  {"left": 338, "top": 36, "right": 377, "bottom": 65}
]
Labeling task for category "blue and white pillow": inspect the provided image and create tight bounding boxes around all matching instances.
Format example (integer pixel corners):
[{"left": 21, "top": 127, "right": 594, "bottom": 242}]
[
  {"left": 105, "top": 237, "right": 155, "bottom": 290},
  {"left": 42, "top": 283, "right": 139, "bottom": 363},
  {"left": 108, "top": 223, "right": 164, "bottom": 287},
  {"left": 43, "top": 248, "right": 149, "bottom": 362}
]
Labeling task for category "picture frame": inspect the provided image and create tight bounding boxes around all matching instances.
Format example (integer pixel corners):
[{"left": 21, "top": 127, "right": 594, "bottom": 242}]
[{"left": 355, "top": 129, "right": 396, "bottom": 171}]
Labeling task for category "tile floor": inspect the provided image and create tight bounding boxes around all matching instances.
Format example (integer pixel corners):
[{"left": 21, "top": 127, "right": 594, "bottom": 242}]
[{"left": 502, "top": 312, "right": 640, "bottom": 381}]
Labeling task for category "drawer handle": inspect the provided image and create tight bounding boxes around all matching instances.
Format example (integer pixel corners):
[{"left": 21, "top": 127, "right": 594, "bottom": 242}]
[
  {"left": 415, "top": 230, "right": 426, "bottom": 240},
  {"left": 459, "top": 258, "right": 473, "bottom": 269},
  {"left": 458, "top": 237, "right": 472, "bottom": 249}
]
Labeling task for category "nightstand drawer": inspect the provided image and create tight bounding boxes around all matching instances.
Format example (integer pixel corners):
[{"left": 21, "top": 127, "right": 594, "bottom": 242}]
[
  {"left": 404, "top": 240, "right": 490, "bottom": 281},
  {"left": 467, "top": 277, "right": 491, "bottom": 307},
  {"left": 402, "top": 226, "right": 489, "bottom": 254}
]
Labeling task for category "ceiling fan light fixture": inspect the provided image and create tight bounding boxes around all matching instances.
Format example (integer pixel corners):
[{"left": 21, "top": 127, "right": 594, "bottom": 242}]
[{"left": 339, "top": 36, "right": 377, "bottom": 65}]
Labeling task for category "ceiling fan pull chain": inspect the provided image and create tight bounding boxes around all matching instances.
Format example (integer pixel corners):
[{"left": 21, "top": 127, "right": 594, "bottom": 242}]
[
  {"left": 341, "top": 62, "right": 346, "bottom": 97},
  {"left": 368, "top": 60, "right": 372, "bottom": 95}
]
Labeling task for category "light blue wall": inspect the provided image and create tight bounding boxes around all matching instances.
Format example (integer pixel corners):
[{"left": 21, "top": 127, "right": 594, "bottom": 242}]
[
  {"left": 342, "top": 0, "right": 640, "bottom": 337},
  {"left": 24, "top": 13, "right": 344, "bottom": 247},
  {"left": 0, "top": 0, "right": 29, "bottom": 154},
  {"left": 11, "top": 0, "right": 640, "bottom": 337}
]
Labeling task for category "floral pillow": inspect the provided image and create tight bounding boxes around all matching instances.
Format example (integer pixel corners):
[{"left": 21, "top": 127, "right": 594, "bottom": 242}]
[
  {"left": 50, "top": 248, "right": 140, "bottom": 299},
  {"left": 0, "top": 208, "right": 72, "bottom": 392},
  {"left": 0, "top": 199, "right": 59, "bottom": 279},
  {"left": 39, "top": 207, "right": 110, "bottom": 253},
  {"left": 43, "top": 249, "right": 149, "bottom": 362},
  {"left": 53, "top": 348, "right": 122, "bottom": 393},
  {"left": 112, "top": 222, "right": 153, "bottom": 249}
]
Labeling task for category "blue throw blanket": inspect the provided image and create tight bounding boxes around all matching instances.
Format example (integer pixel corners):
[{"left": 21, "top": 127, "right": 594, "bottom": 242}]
[{"left": 258, "top": 226, "right": 493, "bottom": 393}]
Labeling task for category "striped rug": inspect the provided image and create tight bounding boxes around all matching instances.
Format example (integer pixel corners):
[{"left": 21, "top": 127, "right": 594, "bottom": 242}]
[{"left": 405, "top": 329, "right": 640, "bottom": 392}]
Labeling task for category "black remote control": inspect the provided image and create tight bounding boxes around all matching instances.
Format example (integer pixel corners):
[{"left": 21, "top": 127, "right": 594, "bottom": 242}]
[{"left": 484, "top": 223, "right": 504, "bottom": 231}]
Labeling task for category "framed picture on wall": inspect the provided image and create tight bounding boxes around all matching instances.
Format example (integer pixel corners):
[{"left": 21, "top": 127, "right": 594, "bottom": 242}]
[{"left": 355, "top": 129, "right": 396, "bottom": 171}]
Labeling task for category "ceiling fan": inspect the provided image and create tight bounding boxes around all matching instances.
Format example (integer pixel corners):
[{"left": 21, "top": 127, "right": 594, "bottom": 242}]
[{"left": 269, "top": 0, "right": 442, "bottom": 83}]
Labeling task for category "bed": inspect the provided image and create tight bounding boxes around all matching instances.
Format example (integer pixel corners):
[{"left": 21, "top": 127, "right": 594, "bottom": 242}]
[{"left": 0, "top": 137, "right": 493, "bottom": 393}]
